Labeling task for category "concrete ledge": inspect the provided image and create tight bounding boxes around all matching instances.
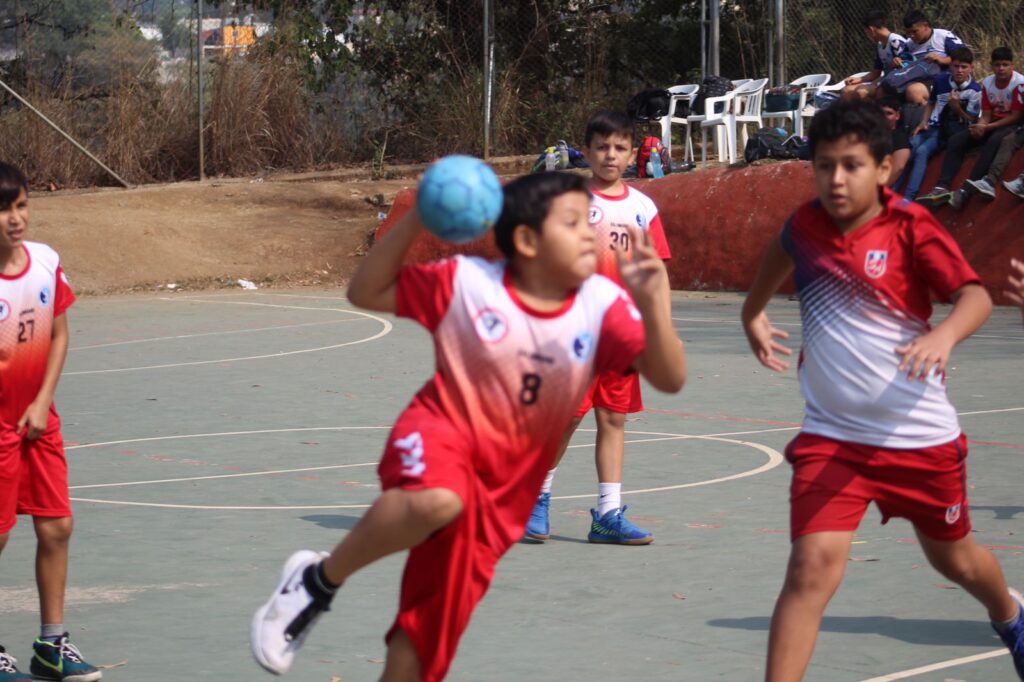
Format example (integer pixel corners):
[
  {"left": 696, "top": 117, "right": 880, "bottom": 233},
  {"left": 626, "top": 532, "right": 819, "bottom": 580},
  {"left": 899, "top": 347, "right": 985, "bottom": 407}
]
[{"left": 377, "top": 154, "right": 1024, "bottom": 305}]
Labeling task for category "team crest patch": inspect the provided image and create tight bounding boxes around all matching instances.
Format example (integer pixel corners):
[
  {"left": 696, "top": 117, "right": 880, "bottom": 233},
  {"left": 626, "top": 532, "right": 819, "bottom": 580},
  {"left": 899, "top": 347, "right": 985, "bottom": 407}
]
[
  {"left": 589, "top": 206, "right": 603, "bottom": 225},
  {"left": 39, "top": 286, "right": 51, "bottom": 306},
  {"left": 0, "top": 299, "right": 9, "bottom": 321},
  {"left": 635, "top": 213, "right": 647, "bottom": 229},
  {"left": 864, "top": 250, "right": 888, "bottom": 279},
  {"left": 570, "top": 331, "right": 594, "bottom": 363},
  {"left": 945, "top": 503, "right": 962, "bottom": 525},
  {"left": 473, "top": 307, "right": 508, "bottom": 343}
]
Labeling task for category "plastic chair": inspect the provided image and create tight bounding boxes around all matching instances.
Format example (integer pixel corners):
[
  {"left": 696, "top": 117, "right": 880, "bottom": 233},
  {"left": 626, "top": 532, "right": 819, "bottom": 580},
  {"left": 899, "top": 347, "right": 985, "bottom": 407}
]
[
  {"left": 762, "top": 73, "right": 832, "bottom": 137},
  {"left": 731, "top": 78, "right": 769, "bottom": 156},
  {"left": 820, "top": 71, "right": 870, "bottom": 92},
  {"left": 658, "top": 83, "right": 700, "bottom": 160},
  {"left": 688, "top": 90, "right": 739, "bottom": 164}
]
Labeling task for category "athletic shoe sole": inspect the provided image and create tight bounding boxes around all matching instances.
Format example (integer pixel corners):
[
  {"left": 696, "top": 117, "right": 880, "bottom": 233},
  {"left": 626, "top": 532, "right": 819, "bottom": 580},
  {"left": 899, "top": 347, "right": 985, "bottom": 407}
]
[
  {"left": 587, "top": 533, "right": 655, "bottom": 546},
  {"left": 917, "top": 192, "right": 952, "bottom": 206},
  {"left": 964, "top": 179, "right": 996, "bottom": 200},
  {"left": 523, "top": 531, "right": 550, "bottom": 542},
  {"left": 250, "top": 550, "right": 326, "bottom": 675},
  {"left": 1003, "top": 181, "right": 1024, "bottom": 200}
]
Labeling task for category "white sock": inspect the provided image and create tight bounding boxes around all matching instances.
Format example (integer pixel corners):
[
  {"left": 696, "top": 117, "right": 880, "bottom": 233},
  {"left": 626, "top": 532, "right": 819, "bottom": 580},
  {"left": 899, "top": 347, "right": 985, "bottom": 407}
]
[
  {"left": 597, "top": 482, "right": 621, "bottom": 516},
  {"left": 540, "top": 468, "right": 557, "bottom": 495}
]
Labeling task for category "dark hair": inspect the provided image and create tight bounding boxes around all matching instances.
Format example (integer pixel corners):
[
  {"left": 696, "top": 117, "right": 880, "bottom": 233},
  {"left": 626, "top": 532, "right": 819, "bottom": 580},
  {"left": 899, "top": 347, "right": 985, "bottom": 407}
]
[
  {"left": 808, "top": 99, "right": 892, "bottom": 163},
  {"left": 949, "top": 46, "right": 974, "bottom": 64},
  {"left": 862, "top": 10, "right": 887, "bottom": 29},
  {"left": 902, "top": 9, "right": 929, "bottom": 29},
  {"left": 0, "top": 161, "right": 28, "bottom": 209},
  {"left": 493, "top": 172, "right": 591, "bottom": 260},
  {"left": 877, "top": 95, "right": 902, "bottom": 113},
  {"left": 584, "top": 110, "right": 634, "bottom": 146},
  {"left": 992, "top": 46, "right": 1014, "bottom": 63}
]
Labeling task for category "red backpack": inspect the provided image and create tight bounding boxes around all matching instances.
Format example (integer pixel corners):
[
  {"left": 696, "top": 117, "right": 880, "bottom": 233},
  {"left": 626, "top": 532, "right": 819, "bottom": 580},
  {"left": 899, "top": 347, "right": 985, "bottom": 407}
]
[{"left": 636, "top": 136, "right": 669, "bottom": 178}]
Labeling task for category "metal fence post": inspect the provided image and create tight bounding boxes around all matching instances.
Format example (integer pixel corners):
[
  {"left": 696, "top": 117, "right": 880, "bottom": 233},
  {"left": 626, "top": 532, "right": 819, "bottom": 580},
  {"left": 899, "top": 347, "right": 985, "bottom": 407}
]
[
  {"left": 774, "top": 0, "right": 786, "bottom": 85},
  {"left": 197, "top": 0, "right": 205, "bottom": 181},
  {"left": 482, "top": 0, "right": 495, "bottom": 160},
  {"left": 709, "top": 0, "right": 720, "bottom": 75}
]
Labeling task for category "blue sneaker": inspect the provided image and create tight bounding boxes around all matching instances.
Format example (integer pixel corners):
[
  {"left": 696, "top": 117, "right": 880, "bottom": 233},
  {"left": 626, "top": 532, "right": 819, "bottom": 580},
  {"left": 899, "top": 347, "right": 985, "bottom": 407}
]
[
  {"left": 587, "top": 505, "right": 654, "bottom": 545},
  {"left": 0, "top": 646, "right": 31, "bottom": 681},
  {"left": 995, "top": 588, "right": 1024, "bottom": 680},
  {"left": 30, "top": 634, "right": 101, "bottom": 682},
  {"left": 524, "top": 492, "right": 551, "bottom": 541}
]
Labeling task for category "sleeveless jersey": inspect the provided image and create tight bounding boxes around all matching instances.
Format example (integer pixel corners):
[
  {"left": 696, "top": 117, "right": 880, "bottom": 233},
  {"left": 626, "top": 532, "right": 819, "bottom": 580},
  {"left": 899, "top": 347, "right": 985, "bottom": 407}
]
[{"left": 0, "top": 242, "right": 75, "bottom": 427}]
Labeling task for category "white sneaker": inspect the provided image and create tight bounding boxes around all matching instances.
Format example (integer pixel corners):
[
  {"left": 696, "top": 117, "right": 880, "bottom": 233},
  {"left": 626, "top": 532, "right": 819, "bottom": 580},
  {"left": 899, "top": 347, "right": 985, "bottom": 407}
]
[
  {"left": 250, "top": 550, "right": 331, "bottom": 675},
  {"left": 965, "top": 177, "right": 996, "bottom": 199},
  {"left": 1004, "top": 177, "right": 1024, "bottom": 200}
]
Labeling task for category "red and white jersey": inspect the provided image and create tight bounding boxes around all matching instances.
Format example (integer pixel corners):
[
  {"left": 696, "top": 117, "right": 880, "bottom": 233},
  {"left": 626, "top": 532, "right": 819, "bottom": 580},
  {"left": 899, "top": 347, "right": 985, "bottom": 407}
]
[
  {"left": 981, "top": 72, "right": 1024, "bottom": 121},
  {"left": 0, "top": 242, "right": 75, "bottom": 427},
  {"left": 589, "top": 186, "right": 672, "bottom": 285},
  {"left": 781, "top": 189, "right": 979, "bottom": 449},
  {"left": 395, "top": 255, "right": 645, "bottom": 488}
]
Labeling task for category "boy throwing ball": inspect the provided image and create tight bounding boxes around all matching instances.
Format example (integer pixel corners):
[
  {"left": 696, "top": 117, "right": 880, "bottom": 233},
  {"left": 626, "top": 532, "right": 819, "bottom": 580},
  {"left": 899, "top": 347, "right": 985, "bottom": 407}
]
[{"left": 251, "top": 169, "right": 686, "bottom": 681}]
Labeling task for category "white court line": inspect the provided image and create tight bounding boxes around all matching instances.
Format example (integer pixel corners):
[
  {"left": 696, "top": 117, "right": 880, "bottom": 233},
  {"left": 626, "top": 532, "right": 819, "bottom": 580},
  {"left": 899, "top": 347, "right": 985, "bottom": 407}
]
[
  {"left": 860, "top": 648, "right": 1007, "bottom": 681},
  {"left": 68, "top": 427, "right": 784, "bottom": 509},
  {"left": 958, "top": 407, "right": 1024, "bottom": 416},
  {"left": 673, "top": 317, "right": 803, "bottom": 328},
  {"left": 64, "top": 303, "right": 392, "bottom": 375},
  {"left": 70, "top": 318, "right": 363, "bottom": 351}
]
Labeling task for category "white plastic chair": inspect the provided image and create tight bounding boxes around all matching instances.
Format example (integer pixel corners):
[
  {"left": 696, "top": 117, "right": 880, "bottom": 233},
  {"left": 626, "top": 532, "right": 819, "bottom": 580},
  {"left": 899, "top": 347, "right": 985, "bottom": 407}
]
[
  {"left": 658, "top": 83, "right": 700, "bottom": 160},
  {"left": 762, "top": 73, "right": 832, "bottom": 137},
  {"left": 731, "top": 78, "right": 769, "bottom": 156},
  {"left": 732, "top": 78, "right": 752, "bottom": 89},
  {"left": 688, "top": 90, "right": 738, "bottom": 164},
  {"left": 820, "top": 71, "right": 870, "bottom": 92}
]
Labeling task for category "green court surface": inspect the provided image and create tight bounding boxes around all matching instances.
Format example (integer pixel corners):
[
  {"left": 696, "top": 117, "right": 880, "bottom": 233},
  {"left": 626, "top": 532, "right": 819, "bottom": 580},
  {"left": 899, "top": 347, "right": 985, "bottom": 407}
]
[{"left": 1, "top": 289, "right": 1022, "bottom": 681}]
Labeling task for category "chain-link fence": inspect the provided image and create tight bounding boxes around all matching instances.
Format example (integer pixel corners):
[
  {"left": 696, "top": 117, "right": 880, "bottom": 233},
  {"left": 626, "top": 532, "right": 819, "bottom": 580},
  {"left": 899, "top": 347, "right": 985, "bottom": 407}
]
[{"left": 1, "top": 1, "right": 1022, "bottom": 188}]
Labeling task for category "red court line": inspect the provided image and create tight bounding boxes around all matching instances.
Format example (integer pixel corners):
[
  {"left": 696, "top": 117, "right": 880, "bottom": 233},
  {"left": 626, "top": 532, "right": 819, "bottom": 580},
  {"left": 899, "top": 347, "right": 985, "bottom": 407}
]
[
  {"left": 967, "top": 439, "right": 1024, "bottom": 450},
  {"left": 644, "top": 408, "right": 801, "bottom": 427}
]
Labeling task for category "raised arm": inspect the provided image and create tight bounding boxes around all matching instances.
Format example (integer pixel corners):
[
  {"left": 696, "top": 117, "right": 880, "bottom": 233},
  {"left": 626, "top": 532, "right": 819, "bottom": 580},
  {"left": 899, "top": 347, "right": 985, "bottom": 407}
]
[
  {"left": 616, "top": 227, "right": 685, "bottom": 393},
  {"left": 741, "top": 235, "right": 795, "bottom": 372},
  {"left": 346, "top": 208, "right": 425, "bottom": 313}
]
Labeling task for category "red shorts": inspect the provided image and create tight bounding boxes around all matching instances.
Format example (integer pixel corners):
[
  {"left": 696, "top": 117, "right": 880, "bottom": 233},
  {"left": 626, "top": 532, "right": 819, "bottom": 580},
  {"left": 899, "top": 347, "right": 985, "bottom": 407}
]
[
  {"left": 787, "top": 432, "right": 970, "bottom": 542},
  {"left": 0, "top": 411, "right": 72, "bottom": 534},
  {"left": 574, "top": 371, "right": 642, "bottom": 417},
  {"left": 377, "top": 407, "right": 524, "bottom": 682}
]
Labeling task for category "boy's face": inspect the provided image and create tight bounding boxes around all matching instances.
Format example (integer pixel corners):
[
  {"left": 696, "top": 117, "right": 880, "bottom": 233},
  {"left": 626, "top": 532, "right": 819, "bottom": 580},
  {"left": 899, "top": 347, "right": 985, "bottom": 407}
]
[
  {"left": 532, "top": 191, "right": 596, "bottom": 285},
  {"left": 992, "top": 59, "right": 1015, "bottom": 81},
  {"left": 0, "top": 188, "right": 28, "bottom": 252},
  {"left": 813, "top": 136, "right": 891, "bottom": 230},
  {"left": 583, "top": 132, "right": 635, "bottom": 186},
  {"left": 950, "top": 60, "right": 973, "bottom": 83},
  {"left": 905, "top": 21, "right": 931, "bottom": 44},
  {"left": 880, "top": 105, "right": 900, "bottom": 130}
]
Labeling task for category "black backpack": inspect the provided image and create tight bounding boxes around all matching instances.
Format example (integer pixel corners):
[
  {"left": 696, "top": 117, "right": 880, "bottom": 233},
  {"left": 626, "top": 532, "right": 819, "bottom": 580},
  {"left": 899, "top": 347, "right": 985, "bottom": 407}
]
[
  {"left": 743, "top": 127, "right": 800, "bottom": 163},
  {"left": 692, "top": 75, "right": 733, "bottom": 115},
  {"left": 627, "top": 89, "right": 672, "bottom": 120}
]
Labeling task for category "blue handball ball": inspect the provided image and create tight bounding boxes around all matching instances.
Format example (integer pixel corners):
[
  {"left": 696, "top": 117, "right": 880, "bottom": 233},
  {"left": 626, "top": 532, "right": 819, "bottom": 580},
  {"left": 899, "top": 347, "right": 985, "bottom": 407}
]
[{"left": 416, "top": 155, "right": 503, "bottom": 243}]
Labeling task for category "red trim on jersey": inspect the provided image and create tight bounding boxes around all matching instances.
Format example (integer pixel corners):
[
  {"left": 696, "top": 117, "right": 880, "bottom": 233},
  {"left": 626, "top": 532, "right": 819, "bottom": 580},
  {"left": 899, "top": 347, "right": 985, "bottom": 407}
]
[
  {"left": 592, "top": 186, "right": 630, "bottom": 202},
  {"left": 53, "top": 265, "right": 75, "bottom": 318},
  {"left": 647, "top": 214, "right": 672, "bottom": 260},
  {"left": 501, "top": 267, "right": 578, "bottom": 319},
  {"left": 0, "top": 245, "right": 30, "bottom": 280},
  {"left": 395, "top": 258, "right": 459, "bottom": 332}
]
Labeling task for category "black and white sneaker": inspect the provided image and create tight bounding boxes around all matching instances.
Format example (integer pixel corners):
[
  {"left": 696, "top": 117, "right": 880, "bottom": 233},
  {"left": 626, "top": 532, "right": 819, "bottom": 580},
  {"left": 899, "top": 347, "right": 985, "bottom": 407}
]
[
  {"left": 250, "top": 550, "right": 332, "bottom": 675},
  {"left": 965, "top": 177, "right": 996, "bottom": 200}
]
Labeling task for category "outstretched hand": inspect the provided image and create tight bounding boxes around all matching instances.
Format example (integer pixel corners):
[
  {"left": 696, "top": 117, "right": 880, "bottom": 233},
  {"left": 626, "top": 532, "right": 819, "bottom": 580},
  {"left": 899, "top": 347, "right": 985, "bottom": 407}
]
[
  {"left": 743, "top": 311, "right": 792, "bottom": 372},
  {"left": 614, "top": 226, "right": 668, "bottom": 308}
]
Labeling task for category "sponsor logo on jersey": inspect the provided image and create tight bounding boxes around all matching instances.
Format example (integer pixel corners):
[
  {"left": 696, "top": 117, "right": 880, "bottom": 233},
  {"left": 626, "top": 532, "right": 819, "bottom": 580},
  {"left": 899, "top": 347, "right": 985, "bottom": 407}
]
[
  {"left": 945, "top": 503, "right": 962, "bottom": 525},
  {"left": 39, "top": 286, "right": 51, "bottom": 306},
  {"left": 473, "top": 307, "right": 509, "bottom": 343},
  {"left": 635, "top": 213, "right": 647, "bottom": 229},
  {"left": 589, "top": 206, "right": 604, "bottom": 225},
  {"left": 0, "top": 299, "right": 9, "bottom": 322},
  {"left": 570, "top": 331, "right": 594, "bottom": 363},
  {"left": 394, "top": 432, "right": 426, "bottom": 477},
  {"left": 865, "top": 250, "right": 888, "bottom": 279}
]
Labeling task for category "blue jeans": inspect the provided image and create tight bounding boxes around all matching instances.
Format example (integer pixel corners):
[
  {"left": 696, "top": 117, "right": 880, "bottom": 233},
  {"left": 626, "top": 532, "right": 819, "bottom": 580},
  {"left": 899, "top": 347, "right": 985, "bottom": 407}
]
[{"left": 897, "top": 128, "right": 941, "bottom": 200}]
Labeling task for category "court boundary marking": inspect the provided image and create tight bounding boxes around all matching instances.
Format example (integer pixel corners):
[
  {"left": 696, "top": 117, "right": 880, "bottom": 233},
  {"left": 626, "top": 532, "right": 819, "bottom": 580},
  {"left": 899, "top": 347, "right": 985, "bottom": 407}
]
[
  {"left": 859, "top": 648, "right": 1007, "bottom": 681},
  {"left": 64, "top": 301, "right": 392, "bottom": 375},
  {"left": 67, "top": 426, "right": 784, "bottom": 510}
]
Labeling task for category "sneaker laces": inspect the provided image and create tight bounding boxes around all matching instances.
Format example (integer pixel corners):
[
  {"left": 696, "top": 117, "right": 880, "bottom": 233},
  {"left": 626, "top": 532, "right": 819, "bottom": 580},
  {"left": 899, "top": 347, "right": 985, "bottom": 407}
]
[
  {"left": 55, "top": 636, "right": 85, "bottom": 664},
  {"left": 0, "top": 647, "right": 19, "bottom": 673}
]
